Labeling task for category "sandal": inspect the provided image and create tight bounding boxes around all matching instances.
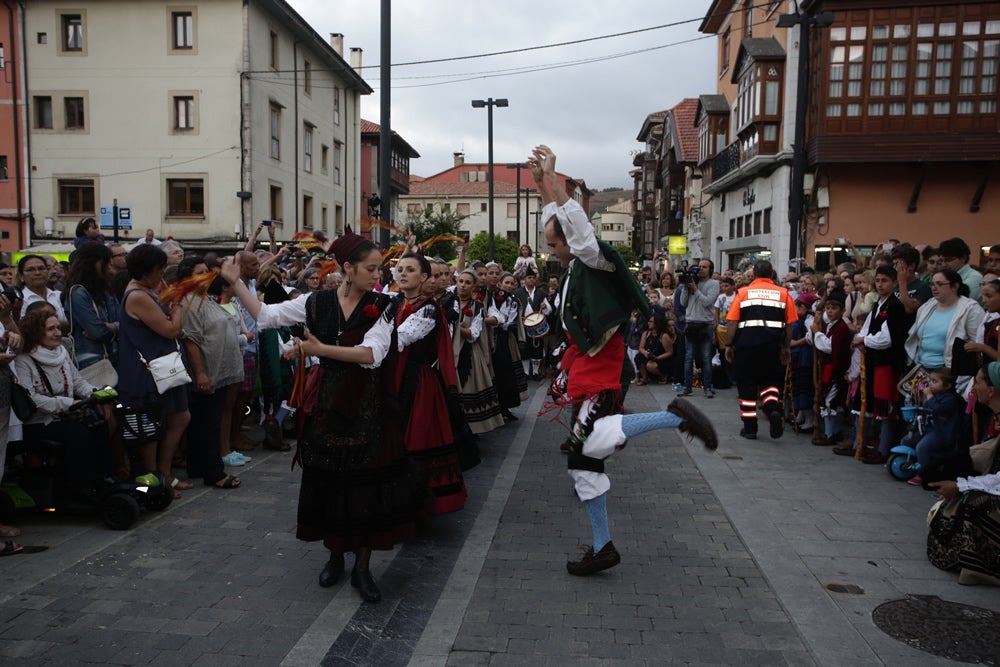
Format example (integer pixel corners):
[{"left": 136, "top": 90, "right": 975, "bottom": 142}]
[
  {"left": 169, "top": 477, "right": 194, "bottom": 491},
  {"left": 211, "top": 475, "right": 241, "bottom": 489},
  {"left": 0, "top": 540, "right": 23, "bottom": 556},
  {"left": 0, "top": 525, "right": 20, "bottom": 538}
]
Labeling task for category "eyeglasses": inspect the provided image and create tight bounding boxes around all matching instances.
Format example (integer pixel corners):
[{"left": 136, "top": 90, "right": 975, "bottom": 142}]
[
  {"left": 930, "top": 281, "right": 953, "bottom": 287},
  {"left": 112, "top": 253, "right": 127, "bottom": 258}
]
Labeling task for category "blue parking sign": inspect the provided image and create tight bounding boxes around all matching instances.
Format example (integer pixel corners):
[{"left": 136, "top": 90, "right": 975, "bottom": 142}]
[{"left": 99, "top": 205, "right": 132, "bottom": 230}]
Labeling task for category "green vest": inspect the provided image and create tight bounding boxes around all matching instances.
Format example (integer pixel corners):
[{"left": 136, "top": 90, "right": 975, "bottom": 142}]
[{"left": 560, "top": 240, "right": 651, "bottom": 355}]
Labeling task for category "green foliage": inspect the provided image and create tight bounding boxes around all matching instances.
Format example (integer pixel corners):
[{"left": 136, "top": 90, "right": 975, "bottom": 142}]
[
  {"left": 403, "top": 204, "right": 468, "bottom": 262},
  {"left": 613, "top": 244, "right": 638, "bottom": 267},
  {"left": 468, "top": 232, "right": 519, "bottom": 272}
]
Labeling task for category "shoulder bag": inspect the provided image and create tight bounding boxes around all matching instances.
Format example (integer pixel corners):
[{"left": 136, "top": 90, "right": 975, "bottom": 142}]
[
  {"left": 66, "top": 285, "right": 119, "bottom": 389},
  {"left": 138, "top": 340, "right": 192, "bottom": 394}
]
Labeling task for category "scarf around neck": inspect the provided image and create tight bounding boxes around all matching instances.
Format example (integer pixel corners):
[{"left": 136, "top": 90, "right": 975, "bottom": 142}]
[{"left": 29, "top": 344, "right": 69, "bottom": 368}]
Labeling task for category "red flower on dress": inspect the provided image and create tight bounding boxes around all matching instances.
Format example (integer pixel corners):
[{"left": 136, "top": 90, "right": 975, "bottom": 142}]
[
  {"left": 495, "top": 294, "right": 505, "bottom": 303},
  {"left": 463, "top": 308, "right": 474, "bottom": 317},
  {"left": 363, "top": 304, "right": 380, "bottom": 319},
  {"left": 475, "top": 293, "right": 484, "bottom": 301},
  {"left": 878, "top": 311, "right": 888, "bottom": 319}
]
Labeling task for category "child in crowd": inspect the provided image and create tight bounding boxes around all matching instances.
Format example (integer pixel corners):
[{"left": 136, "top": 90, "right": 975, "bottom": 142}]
[
  {"left": 626, "top": 309, "right": 644, "bottom": 377},
  {"left": 812, "top": 290, "right": 852, "bottom": 447},
  {"left": 912, "top": 368, "right": 966, "bottom": 486},
  {"left": 789, "top": 293, "right": 819, "bottom": 432}
]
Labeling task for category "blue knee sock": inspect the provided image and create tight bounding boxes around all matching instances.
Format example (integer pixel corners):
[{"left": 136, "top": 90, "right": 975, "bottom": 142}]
[
  {"left": 274, "top": 406, "right": 291, "bottom": 428},
  {"left": 620, "top": 411, "right": 683, "bottom": 439},
  {"left": 585, "top": 493, "right": 611, "bottom": 552}
]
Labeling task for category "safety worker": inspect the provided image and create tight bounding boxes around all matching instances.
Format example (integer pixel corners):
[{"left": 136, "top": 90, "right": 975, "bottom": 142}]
[{"left": 724, "top": 260, "right": 799, "bottom": 440}]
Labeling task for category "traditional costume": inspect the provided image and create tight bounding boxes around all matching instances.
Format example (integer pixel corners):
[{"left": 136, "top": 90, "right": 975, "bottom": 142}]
[
  {"left": 813, "top": 291, "right": 852, "bottom": 445},
  {"left": 452, "top": 292, "right": 505, "bottom": 434}
]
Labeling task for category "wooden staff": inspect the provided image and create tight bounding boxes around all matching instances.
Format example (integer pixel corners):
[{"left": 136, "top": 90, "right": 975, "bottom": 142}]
[
  {"left": 854, "top": 347, "right": 866, "bottom": 460},
  {"left": 785, "top": 362, "right": 797, "bottom": 433}
]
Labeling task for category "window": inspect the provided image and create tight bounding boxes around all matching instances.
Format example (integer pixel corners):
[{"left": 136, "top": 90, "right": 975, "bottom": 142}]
[
  {"left": 270, "top": 184, "right": 283, "bottom": 221},
  {"left": 61, "top": 14, "right": 83, "bottom": 52},
  {"left": 442, "top": 203, "right": 451, "bottom": 212},
  {"left": 167, "top": 178, "right": 204, "bottom": 216},
  {"left": 333, "top": 142, "right": 342, "bottom": 185},
  {"left": 763, "top": 207, "right": 772, "bottom": 234},
  {"left": 321, "top": 205, "right": 328, "bottom": 231},
  {"left": 304, "top": 60, "right": 312, "bottom": 95},
  {"left": 721, "top": 29, "right": 731, "bottom": 76},
  {"left": 270, "top": 105, "right": 281, "bottom": 159},
  {"left": 506, "top": 202, "right": 517, "bottom": 218},
  {"left": 58, "top": 179, "right": 95, "bottom": 215},
  {"left": 321, "top": 145, "right": 329, "bottom": 174},
  {"left": 457, "top": 203, "right": 470, "bottom": 215},
  {"left": 407, "top": 203, "right": 420, "bottom": 213},
  {"left": 0, "top": 156, "right": 8, "bottom": 180},
  {"left": 333, "top": 87, "right": 340, "bottom": 125},
  {"left": 34, "top": 96, "right": 53, "bottom": 129},
  {"left": 303, "top": 125, "right": 313, "bottom": 173},
  {"left": 480, "top": 203, "right": 487, "bottom": 213},
  {"left": 64, "top": 97, "right": 85, "bottom": 129},
  {"left": 172, "top": 11, "right": 194, "bottom": 49},
  {"left": 269, "top": 31, "right": 278, "bottom": 69},
  {"left": 174, "top": 95, "right": 195, "bottom": 130},
  {"left": 302, "top": 194, "right": 313, "bottom": 229}
]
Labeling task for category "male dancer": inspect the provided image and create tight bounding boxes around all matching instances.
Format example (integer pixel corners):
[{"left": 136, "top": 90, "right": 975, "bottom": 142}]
[{"left": 531, "top": 145, "right": 717, "bottom": 576}]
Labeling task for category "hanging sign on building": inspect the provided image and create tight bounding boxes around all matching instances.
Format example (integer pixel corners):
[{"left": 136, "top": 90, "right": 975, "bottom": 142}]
[{"left": 667, "top": 235, "right": 687, "bottom": 255}]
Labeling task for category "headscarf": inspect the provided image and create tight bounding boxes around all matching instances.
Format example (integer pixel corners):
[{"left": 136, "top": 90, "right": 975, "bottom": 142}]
[{"left": 988, "top": 361, "right": 1000, "bottom": 391}]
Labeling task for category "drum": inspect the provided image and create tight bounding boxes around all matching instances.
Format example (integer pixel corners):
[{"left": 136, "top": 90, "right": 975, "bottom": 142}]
[{"left": 523, "top": 312, "right": 549, "bottom": 339}]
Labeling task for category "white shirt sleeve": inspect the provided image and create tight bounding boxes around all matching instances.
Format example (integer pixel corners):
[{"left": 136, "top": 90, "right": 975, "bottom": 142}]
[
  {"left": 359, "top": 313, "right": 393, "bottom": 368},
  {"left": 864, "top": 310, "right": 892, "bottom": 350},
  {"left": 257, "top": 294, "right": 309, "bottom": 329},
  {"left": 958, "top": 472, "right": 1000, "bottom": 496},
  {"left": 496, "top": 299, "right": 520, "bottom": 330},
  {"left": 813, "top": 330, "right": 833, "bottom": 354},
  {"left": 397, "top": 303, "right": 438, "bottom": 350},
  {"left": 469, "top": 309, "right": 483, "bottom": 341},
  {"left": 543, "top": 200, "right": 614, "bottom": 272}
]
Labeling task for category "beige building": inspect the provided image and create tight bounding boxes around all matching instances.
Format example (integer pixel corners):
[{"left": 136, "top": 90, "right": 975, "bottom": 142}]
[
  {"left": 593, "top": 199, "right": 632, "bottom": 248},
  {"left": 25, "top": 0, "right": 370, "bottom": 247}
]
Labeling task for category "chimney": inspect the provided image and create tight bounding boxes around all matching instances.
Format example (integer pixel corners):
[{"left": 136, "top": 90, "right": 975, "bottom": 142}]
[
  {"left": 329, "top": 33, "right": 344, "bottom": 57},
  {"left": 453, "top": 152, "right": 465, "bottom": 167},
  {"left": 350, "top": 47, "right": 363, "bottom": 73}
]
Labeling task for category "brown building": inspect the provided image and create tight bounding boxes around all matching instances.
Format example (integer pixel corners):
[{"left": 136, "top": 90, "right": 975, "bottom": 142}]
[
  {"left": 359, "top": 119, "right": 420, "bottom": 236},
  {"left": 801, "top": 0, "right": 998, "bottom": 268},
  {"left": 0, "top": 1, "right": 28, "bottom": 255}
]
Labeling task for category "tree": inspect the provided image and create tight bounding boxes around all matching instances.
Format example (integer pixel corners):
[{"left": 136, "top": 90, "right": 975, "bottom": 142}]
[
  {"left": 468, "top": 232, "right": 519, "bottom": 272},
  {"left": 614, "top": 244, "right": 639, "bottom": 267},
  {"left": 403, "top": 203, "right": 468, "bottom": 262}
]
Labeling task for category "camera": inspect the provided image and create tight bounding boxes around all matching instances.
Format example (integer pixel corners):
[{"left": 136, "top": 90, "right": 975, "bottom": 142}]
[
  {"left": 679, "top": 266, "right": 700, "bottom": 284},
  {"left": 262, "top": 219, "right": 272, "bottom": 227},
  {"left": 1, "top": 281, "right": 22, "bottom": 302}
]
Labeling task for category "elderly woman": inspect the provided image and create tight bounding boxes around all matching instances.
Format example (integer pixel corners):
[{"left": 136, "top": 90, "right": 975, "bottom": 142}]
[
  {"left": 62, "top": 243, "right": 121, "bottom": 372},
  {"left": 14, "top": 309, "right": 115, "bottom": 500},
  {"left": 905, "top": 269, "right": 985, "bottom": 374},
  {"left": 927, "top": 363, "right": 1000, "bottom": 586},
  {"left": 177, "top": 257, "right": 242, "bottom": 489},
  {"left": 17, "top": 255, "right": 66, "bottom": 322},
  {"left": 160, "top": 240, "right": 185, "bottom": 266}
]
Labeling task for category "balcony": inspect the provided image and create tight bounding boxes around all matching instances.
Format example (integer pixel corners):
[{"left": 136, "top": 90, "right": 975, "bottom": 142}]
[{"left": 703, "top": 132, "right": 784, "bottom": 195}]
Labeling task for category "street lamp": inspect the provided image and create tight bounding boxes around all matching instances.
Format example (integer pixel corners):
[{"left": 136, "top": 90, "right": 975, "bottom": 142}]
[
  {"left": 506, "top": 162, "right": 526, "bottom": 245},
  {"left": 778, "top": 8, "right": 834, "bottom": 268},
  {"left": 472, "top": 97, "right": 509, "bottom": 260}
]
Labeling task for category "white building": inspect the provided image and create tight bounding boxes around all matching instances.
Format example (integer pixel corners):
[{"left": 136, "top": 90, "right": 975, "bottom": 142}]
[
  {"left": 25, "top": 0, "right": 370, "bottom": 248},
  {"left": 400, "top": 180, "right": 545, "bottom": 252}
]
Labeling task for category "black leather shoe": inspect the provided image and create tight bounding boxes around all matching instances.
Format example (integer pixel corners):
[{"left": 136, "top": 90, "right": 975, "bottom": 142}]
[
  {"left": 739, "top": 429, "right": 758, "bottom": 440},
  {"left": 319, "top": 552, "right": 344, "bottom": 588},
  {"left": 566, "top": 541, "right": 621, "bottom": 576},
  {"left": 351, "top": 567, "right": 382, "bottom": 603}
]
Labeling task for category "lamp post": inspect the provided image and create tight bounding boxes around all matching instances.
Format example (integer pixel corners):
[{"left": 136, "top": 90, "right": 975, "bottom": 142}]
[
  {"left": 777, "top": 7, "right": 834, "bottom": 269},
  {"left": 506, "top": 162, "right": 526, "bottom": 245},
  {"left": 472, "top": 97, "right": 508, "bottom": 260},
  {"left": 520, "top": 187, "right": 536, "bottom": 250}
]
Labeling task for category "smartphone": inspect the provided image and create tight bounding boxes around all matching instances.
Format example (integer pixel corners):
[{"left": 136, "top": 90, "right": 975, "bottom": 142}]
[
  {"left": 835, "top": 237, "right": 847, "bottom": 245},
  {"left": 262, "top": 219, "right": 272, "bottom": 227}
]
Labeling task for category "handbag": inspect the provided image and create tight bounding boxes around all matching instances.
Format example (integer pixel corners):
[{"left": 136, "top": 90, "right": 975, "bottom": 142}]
[
  {"left": 138, "top": 340, "right": 192, "bottom": 394},
  {"left": 66, "top": 285, "right": 119, "bottom": 388}
]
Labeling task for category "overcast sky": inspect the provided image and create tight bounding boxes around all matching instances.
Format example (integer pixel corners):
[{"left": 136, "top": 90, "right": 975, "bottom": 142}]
[{"left": 287, "top": 1, "right": 717, "bottom": 190}]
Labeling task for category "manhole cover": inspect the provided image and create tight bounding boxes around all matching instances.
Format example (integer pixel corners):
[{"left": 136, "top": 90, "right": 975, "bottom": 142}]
[{"left": 872, "top": 595, "right": 1000, "bottom": 664}]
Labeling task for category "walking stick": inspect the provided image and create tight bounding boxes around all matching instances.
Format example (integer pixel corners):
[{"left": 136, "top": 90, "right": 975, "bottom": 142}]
[
  {"left": 855, "top": 348, "right": 866, "bottom": 460},
  {"left": 785, "top": 362, "right": 796, "bottom": 433}
]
